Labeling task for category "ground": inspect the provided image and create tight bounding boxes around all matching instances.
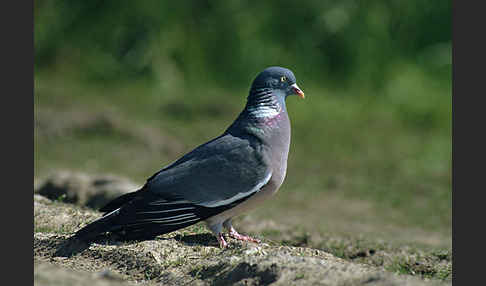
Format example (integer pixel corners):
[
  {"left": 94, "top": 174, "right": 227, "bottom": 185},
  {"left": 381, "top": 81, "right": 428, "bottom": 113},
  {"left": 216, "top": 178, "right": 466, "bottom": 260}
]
[{"left": 33, "top": 173, "right": 451, "bottom": 286}]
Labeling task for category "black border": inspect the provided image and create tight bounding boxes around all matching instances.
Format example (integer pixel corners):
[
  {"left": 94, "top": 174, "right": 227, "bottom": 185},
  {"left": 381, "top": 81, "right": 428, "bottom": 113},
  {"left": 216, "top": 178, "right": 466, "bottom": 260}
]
[
  {"left": 4, "top": 0, "right": 34, "bottom": 285},
  {"left": 453, "top": 0, "right": 481, "bottom": 285}
]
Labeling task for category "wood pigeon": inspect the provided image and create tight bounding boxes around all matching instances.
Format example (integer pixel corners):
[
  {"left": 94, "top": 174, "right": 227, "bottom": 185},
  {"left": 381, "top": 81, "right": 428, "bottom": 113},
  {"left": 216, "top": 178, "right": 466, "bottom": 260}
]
[{"left": 74, "top": 66, "right": 305, "bottom": 248}]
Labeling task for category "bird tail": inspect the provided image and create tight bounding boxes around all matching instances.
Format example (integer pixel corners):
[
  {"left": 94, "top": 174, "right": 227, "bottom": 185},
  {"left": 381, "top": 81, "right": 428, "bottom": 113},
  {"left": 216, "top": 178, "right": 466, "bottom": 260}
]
[
  {"left": 55, "top": 208, "right": 122, "bottom": 257},
  {"left": 74, "top": 208, "right": 121, "bottom": 242}
]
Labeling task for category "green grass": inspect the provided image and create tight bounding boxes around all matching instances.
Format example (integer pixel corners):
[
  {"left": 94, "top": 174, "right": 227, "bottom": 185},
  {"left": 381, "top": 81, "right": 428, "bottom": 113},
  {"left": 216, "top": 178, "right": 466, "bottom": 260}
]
[
  {"left": 259, "top": 227, "right": 452, "bottom": 281},
  {"left": 385, "top": 254, "right": 452, "bottom": 281}
]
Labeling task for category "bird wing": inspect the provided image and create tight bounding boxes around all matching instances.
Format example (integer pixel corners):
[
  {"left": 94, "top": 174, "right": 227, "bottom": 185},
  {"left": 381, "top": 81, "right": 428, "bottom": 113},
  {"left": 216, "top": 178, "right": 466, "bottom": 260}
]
[
  {"left": 75, "top": 132, "right": 272, "bottom": 240},
  {"left": 145, "top": 131, "right": 272, "bottom": 208}
]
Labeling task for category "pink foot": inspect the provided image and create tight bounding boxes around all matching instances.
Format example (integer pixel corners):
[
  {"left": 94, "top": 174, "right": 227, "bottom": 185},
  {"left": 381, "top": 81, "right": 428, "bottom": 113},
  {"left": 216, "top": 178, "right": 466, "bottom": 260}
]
[
  {"left": 217, "top": 232, "right": 228, "bottom": 248},
  {"left": 229, "top": 227, "right": 261, "bottom": 243}
]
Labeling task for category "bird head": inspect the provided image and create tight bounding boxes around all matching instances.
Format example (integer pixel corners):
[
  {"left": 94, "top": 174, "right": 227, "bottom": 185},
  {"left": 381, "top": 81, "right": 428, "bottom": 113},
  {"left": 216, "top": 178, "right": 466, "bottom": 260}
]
[{"left": 250, "top": 66, "right": 305, "bottom": 99}]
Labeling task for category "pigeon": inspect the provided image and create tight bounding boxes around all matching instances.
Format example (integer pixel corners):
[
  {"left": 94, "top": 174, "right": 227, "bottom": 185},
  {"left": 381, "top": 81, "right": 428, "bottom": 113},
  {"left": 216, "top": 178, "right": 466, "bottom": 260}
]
[{"left": 73, "top": 66, "right": 305, "bottom": 248}]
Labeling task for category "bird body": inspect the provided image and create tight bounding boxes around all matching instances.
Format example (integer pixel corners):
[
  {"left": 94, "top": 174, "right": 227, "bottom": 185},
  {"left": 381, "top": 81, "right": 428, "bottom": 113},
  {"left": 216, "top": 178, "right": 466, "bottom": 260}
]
[{"left": 74, "top": 66, "right": 304, "bottom": 247}]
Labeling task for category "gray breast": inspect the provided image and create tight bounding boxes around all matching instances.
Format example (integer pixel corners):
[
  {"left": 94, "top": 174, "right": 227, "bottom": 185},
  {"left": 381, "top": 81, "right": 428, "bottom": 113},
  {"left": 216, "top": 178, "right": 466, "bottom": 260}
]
[{"left": 263, "top": 110, "right": 291, "bottom": 193}]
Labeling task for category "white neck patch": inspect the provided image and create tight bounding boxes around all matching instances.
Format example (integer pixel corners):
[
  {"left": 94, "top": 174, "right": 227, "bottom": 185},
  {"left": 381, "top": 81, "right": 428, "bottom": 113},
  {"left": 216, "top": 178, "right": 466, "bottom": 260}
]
[{"left": 247, "top": 104, "right": 280, "bottom": 118}]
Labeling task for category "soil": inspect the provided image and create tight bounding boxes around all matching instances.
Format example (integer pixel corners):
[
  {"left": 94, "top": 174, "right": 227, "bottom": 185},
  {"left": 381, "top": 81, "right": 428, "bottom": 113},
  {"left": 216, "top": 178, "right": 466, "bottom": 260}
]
[{"left": 34, "top": 177, "right": 450, "bottom": 286}]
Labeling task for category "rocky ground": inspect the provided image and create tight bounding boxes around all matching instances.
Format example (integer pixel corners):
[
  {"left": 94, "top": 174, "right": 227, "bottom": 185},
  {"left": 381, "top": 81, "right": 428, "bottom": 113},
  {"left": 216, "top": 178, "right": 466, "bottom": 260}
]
[{"left": 34, "top": 172, "right": 451, "bottom": 285}]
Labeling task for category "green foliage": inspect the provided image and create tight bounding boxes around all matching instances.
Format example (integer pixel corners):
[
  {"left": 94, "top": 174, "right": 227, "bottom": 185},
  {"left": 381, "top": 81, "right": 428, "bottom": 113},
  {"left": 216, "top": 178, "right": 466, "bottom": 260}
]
[
  {"left": 35, "top": 0, "right": 451, "bottom": 90},
  {"left": 56, "top": 193, "right": 67, "bottom": 203}
]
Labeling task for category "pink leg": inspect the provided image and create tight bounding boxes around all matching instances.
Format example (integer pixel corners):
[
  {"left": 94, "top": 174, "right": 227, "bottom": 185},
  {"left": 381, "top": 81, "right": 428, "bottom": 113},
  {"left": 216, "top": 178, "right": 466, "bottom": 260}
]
[
  {"left": 228, "top": 227, "right": 261, "bottom": 243},
  {"left": 217, "top": 232, "right": 228, "bottom": 248}
]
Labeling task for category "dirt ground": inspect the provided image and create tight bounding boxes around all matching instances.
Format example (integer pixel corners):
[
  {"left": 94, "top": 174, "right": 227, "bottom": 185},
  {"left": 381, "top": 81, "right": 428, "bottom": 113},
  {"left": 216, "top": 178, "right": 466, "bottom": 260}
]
[{"left": 34, "top": 173, "right": 451, "bottom": 286}]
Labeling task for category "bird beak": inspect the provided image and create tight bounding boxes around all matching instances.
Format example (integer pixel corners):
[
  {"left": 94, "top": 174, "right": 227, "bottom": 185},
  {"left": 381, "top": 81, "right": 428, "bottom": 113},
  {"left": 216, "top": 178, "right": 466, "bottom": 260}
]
[{"left": 291, "top": 83, "right": 305, "bottom": 99}]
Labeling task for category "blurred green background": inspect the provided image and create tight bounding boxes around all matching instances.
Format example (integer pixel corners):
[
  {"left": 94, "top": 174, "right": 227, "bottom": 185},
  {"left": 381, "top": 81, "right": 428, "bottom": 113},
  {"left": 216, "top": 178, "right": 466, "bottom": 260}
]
[{"left": 34, "top": 1, "right": 451, "bottom": 248}]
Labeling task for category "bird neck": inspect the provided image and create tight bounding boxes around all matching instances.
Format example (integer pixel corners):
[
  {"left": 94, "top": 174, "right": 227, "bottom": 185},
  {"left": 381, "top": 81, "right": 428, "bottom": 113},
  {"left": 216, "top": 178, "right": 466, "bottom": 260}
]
[
  {"left": 244, "top": 88, "right": 285, "bottom": 120},
  {"left": 226, "top": 88, "right": 288, "bottom": 140}
]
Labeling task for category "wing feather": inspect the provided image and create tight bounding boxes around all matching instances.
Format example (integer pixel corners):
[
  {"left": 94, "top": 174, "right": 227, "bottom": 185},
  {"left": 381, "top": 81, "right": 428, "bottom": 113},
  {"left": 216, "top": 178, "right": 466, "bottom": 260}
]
[
  {"left": 145, "top": 132, "right": 271, "bottom": 207},
  {"left": 75, "top": 132, "right": 272, "bottom": 242}
]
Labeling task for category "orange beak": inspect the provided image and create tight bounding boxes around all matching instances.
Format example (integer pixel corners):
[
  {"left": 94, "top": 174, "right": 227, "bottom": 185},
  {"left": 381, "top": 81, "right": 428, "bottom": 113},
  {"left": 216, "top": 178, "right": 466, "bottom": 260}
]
[{"left": 291, "top": 83, "right": 305, "bottom": 99}]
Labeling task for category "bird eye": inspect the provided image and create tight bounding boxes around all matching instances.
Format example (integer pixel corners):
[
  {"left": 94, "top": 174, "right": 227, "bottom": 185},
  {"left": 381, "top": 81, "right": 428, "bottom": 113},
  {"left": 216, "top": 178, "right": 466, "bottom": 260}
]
[{"left": 280, "top": 76, "right": 287, "bottom": 82}]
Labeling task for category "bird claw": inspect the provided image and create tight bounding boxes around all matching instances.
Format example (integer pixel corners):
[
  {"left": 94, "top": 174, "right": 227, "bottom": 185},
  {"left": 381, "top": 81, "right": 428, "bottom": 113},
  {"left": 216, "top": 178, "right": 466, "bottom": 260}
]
[
  {"left": 217, "top": 232, "right": 228, "bottom": 248},
  {"left": 229, "top": 227, "right": 261, "bottom": 243},
  {"left": 216, "top": 228, "right": 260, "bottom": 248}
]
